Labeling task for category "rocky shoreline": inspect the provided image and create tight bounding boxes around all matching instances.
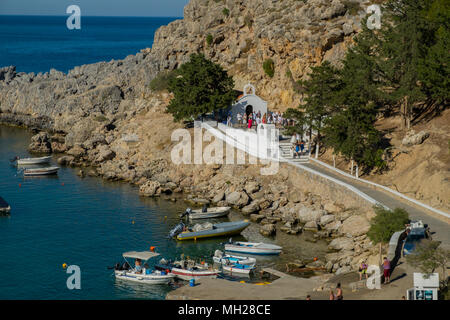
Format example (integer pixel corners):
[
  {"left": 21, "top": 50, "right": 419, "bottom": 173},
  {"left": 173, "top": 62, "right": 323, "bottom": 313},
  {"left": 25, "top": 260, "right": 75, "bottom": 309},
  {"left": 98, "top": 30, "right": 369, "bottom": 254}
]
[{"left": 4, "top": 122, "right": 382, "bottom": 276}]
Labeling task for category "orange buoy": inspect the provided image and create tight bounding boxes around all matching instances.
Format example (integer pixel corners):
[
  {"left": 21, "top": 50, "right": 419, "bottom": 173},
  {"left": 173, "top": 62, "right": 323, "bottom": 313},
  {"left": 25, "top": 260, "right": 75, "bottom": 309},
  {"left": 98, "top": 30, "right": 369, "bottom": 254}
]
[
  {"left": 150, "top": 246, "right": 155, "bottom": 252},
  {"left": 313, "top": 257, "right": 318, "bottom": 261},
  {"left": 19, "top": 183, "right": 21, "bottom": 187}
]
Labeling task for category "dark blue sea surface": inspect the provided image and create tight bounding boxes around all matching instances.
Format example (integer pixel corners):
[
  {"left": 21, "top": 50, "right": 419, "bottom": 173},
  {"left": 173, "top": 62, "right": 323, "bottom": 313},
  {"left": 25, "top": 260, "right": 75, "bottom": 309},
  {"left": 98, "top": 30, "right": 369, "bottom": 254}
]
[{"left": 0, "top": 15, "right": 178, "bottom": 73}]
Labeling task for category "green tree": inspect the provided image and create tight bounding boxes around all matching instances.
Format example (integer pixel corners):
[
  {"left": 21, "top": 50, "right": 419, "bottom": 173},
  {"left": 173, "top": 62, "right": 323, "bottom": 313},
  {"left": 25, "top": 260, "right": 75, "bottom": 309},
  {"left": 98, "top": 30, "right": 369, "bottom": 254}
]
[
  {"left": 379, "top": 0, "right": 429, "bottom": 129},
  {"left": 406, "top": 240, "right": 449, "bottom": 280},
  {"left": 367, "top": 206, "right": 409, "bottom": 244},
  {"left": 299, "top": 61, "right": 341, "bottom": 158},
  {"left": 283, "top": 108, "right": 307, "bottom": 137},
  {"left": 419, "top": 0, "right": 450, "bottom": 103},
  {"left": 166, "top": 54, "right": 235, "bottom": 122},
  {"left": 323, "top": 25, "right": 385, "bottom": 172}
]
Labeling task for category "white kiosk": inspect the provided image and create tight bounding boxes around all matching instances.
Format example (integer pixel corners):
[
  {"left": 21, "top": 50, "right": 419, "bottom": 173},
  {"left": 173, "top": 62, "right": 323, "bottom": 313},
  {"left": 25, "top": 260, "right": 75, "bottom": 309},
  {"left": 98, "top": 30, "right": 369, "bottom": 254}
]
[{"left": 407, "top": 273, "right": 440, "bottom": 300}]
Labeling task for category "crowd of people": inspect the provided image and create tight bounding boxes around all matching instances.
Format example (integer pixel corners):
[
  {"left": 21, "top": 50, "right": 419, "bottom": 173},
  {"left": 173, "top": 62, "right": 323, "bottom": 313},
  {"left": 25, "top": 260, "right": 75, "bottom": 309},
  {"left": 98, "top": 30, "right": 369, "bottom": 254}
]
[{"left": 227, "top": 110, "right": 290, "bottom": 129}]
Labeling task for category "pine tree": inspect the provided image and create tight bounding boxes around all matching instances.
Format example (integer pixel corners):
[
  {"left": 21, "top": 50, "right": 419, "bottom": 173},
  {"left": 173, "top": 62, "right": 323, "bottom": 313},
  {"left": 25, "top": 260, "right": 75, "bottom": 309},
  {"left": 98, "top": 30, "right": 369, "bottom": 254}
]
[
  {"left": 378, "top": 0, "right": 429, "bottom": 129},
  {"left": 166, "top": 54, "right": 235, "bottom": 122},
  {"left": 323, "top": 21, "right": 385, "bottom": 173},
  {"left": 419, "top": 0, "right": 450, "bottom": 103},
  {"left": 299, "top": 61, "right": 341, "bottom": 158}
]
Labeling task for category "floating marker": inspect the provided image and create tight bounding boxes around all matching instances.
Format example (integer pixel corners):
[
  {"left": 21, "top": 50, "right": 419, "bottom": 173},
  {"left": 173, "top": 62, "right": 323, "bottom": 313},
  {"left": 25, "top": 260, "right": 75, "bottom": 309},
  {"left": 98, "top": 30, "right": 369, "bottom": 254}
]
[{"left": 62, "top": 263, "right": 67, "bottom": 269}]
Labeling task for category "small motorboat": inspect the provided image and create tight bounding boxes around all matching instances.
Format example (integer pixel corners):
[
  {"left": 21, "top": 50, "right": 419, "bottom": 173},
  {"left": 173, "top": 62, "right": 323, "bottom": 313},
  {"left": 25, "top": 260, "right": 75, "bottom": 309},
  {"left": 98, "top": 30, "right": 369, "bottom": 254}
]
[
  {"left": 169, "top": 259, "right": 219, "bottom": 281},
  {"left": 23, "top": 166, "right": 59, "bottom": 176},
  {"left": 181, "top": 206, "right": 231, "bottom": 220},
  {"left": 172, "top": 220, "right": 250, "bottom": 241},
  {"left": 222, "top": 262, "right": 255, "bottom": 275},
  {"left": 225, "top": 241, "right": 282, "bottom": 255},
  {"left": 15, "top": 156, "right": 52, "bottom": 165},
  {"left": 212, "top": 250, "right": 256, "bottom": 266},
  {"left": 0, "top": 197, "right": 11, "bottom": 214},
  {"left": 114, "top": 251, "right": 175, "bottom": 285}
]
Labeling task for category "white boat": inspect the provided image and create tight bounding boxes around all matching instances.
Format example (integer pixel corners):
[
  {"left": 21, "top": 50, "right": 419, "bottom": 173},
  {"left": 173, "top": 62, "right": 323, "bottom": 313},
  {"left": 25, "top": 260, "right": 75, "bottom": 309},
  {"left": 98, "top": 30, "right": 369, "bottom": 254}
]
[
  {"left": 114, "top": 251, "right": 175, "bottom": 285},
  {"left": 225, "top": 242, "right": 282, "bottom": 255},
  {"left": 222, "top": 263, "right": 255, "bottom": 275},
  {"left": 182, "top": 207, "right": 231, "bottom": 220},
  {"left": 169, "top": 259, "right": 219, "bottom": 281},
  {"left": 16, "top": 156, "right": 52, "bottom": 165},
  {"left": 213, "top": 250, "right": 256, "bottom": 266},
  {"left": 23, "top": 166, "right": 59, "bottom": 176},
  {"left": 0, "top": 197, "right": 11, "bottom": 214},
  {"left": 170, "top": 266, "right": 219, "bottom": 281}
]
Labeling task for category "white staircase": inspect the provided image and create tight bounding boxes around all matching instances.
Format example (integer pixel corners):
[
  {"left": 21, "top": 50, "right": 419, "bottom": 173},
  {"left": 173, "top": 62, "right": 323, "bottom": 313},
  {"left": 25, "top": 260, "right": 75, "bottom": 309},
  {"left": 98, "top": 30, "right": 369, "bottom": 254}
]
[{"left": 279, "top": 142, "right": 310, "bottom": 164}]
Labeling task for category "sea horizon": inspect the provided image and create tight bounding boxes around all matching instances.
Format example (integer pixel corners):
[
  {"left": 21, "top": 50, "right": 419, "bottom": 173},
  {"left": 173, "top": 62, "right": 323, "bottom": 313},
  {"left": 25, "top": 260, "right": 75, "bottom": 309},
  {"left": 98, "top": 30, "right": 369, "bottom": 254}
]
[{"left": 0, "top": 15, "right": 178, "bottom": 73}]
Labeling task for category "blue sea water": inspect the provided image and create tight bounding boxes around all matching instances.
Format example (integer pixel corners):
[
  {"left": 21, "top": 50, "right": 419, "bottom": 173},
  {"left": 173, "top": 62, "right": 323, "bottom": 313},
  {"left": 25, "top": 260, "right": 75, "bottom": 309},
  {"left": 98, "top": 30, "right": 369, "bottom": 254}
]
[
  {"left": 0, "top": 15, "right": 178, "bottom": 73},
  {"left": 0, "top": 126, "right": 255, "bottom": 299}
]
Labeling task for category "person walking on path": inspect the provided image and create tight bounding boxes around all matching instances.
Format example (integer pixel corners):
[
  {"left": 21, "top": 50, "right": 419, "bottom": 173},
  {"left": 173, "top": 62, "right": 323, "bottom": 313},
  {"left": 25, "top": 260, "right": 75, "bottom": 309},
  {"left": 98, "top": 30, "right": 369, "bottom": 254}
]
[
  {"left": 359, "top": 261, "right": 368, "bottom": 281},
  {"left": 383, "top": 257, "right": 391, "bottom": 284},
  {"left": 329, "top": 289, "right": 335, "bottom": 300},
  {"left": 335, "top": 283, "right": 343, "bottom": 300}
]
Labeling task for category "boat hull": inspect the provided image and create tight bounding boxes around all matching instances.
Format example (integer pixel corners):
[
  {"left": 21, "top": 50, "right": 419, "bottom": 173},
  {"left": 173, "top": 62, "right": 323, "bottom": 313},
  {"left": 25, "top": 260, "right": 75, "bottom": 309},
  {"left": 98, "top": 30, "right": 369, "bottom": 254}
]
[
  {"left": 213, "top": 255, "right": 256, "bottom": 266},
  {"left": 176, "top": 221, "right": 250, "bottom": 241},
  {"left": 0, "top": 206, "right": 11, "bottom": 214},
  {"left": 170, "top": 268, "right": 219, "bottom": 281},
  {"left": 225, "top": 242, "right": 282, "bottom": 255},
  {"left": 17, "top": 156, "right": 52, "bottom": 165},
  {"left": 222, "top": 264, "right": 255, "bottom": 275},
  {"left": 114, "top": 270, "right": 175, "bottom": 284},
  {"left": 188, "top": 207, "right": 231, "bottom": 220},
  {"left": 23, "top": 167, "right": 59, "bottom": 176}
]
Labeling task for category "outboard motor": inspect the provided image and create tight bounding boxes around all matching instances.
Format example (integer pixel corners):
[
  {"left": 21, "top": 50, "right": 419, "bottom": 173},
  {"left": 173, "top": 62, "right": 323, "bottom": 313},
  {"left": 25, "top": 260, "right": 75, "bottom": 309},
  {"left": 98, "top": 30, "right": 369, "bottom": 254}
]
[
  {"left": 114, "top": 263, "right": 121, "bottom": 270},
  {"left": 169, "top": 221, "right": 185, "bottom": 238},
  {"left": 180, "top": 208, "right": 192, "bottom": 219},
  {"left": 122, "top": 261, "right": 130, "bottom": 270}
]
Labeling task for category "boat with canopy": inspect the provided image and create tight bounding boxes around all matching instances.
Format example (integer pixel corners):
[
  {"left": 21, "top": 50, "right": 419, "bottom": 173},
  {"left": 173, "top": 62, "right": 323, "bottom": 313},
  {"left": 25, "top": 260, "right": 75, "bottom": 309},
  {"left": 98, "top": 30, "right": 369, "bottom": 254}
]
[{"left": 113, "top": 251, "right": 175, "bottom": 285}]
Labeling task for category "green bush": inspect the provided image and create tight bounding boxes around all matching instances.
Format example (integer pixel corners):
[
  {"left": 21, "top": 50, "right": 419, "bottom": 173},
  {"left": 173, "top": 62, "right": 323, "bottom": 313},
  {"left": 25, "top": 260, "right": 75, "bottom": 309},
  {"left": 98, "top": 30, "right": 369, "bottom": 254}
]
[
  {"left": 149, "top": 70, "right": 177, "bottom": 92},
  {"left": 367, "top": 206, "right": 409, "bottom": 244},
  {"left": 222, "top": 8, "right": 230, "bottom": 17},
  {"left": 206, "top": 34, "right": 213, "bottom": 46},
  {"left": 263, "top": 59, "right": 275, "bottom": 78}
]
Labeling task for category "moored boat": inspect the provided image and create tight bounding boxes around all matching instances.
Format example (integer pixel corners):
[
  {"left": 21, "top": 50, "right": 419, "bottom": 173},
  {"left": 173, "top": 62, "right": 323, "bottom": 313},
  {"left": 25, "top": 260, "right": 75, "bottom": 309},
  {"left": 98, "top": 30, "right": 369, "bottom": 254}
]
[
  {"left": 213, "top": 250, "right": 256, "bottom": 266},
  {"left": 15, "top": 156, "right": 52, "bottom": 165},
  {"left": 23, "top": 166, "right": 59, "bottom": 176},
  {"left": 0, "top": 197, "right": 11, "bottom": 214},
  {"left": 225, "top": 241, "right": 282, "bottom": 255},
  {"left": 113, "top": 251, "right": 175, "bottom": 285},
  {"left": 222, "top": 262, "right": 255, "bottom": 275},
  {"left": 174, "top": 220, "right": 250, "bottom": 241},
  {"left": 182, "top": 206, "right": 231, "bottom": 220}
]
